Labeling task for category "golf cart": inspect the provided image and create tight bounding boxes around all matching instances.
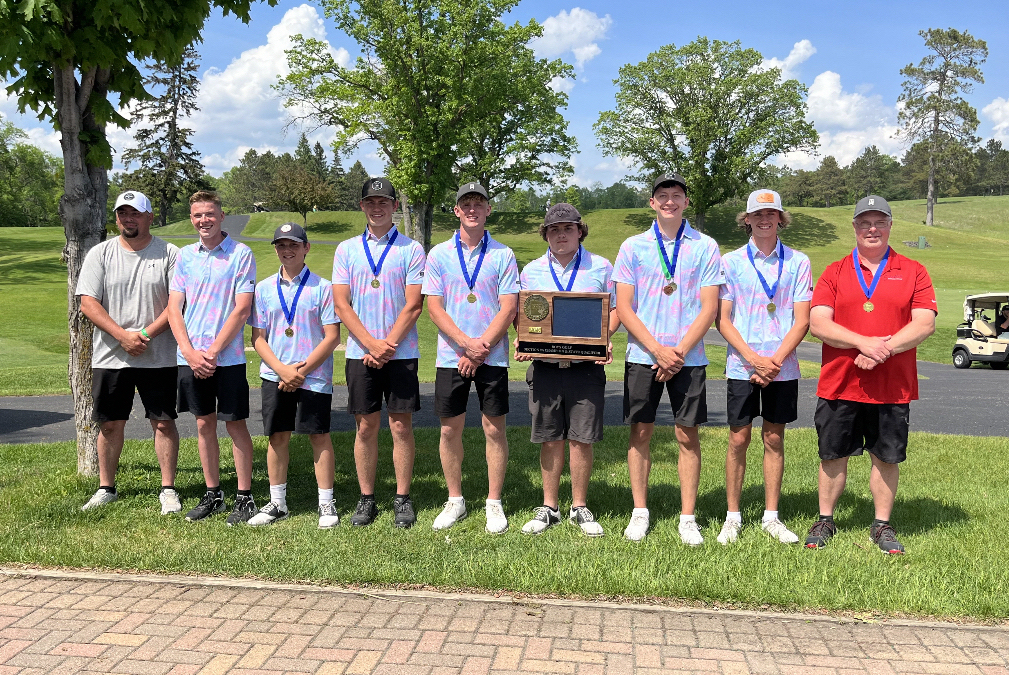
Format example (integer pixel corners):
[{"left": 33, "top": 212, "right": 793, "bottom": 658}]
[{"left": 953, "top": 293, "right": 1009, "bottom": 369}]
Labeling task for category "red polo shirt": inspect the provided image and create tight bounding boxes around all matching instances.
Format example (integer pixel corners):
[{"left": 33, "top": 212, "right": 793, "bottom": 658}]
[{"left": 812, "top": 247, "right": 937, "bottom": 404}]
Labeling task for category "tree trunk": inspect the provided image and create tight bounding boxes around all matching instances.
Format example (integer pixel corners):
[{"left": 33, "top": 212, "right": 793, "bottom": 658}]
[
  {"left": 416, "top": 200, "right": 434, "bottom": 252},
  {"left": 926, "top": 151, "right": 936, "bottom": 226},
  {"left": 692, "top": 210, "right": 706, "bottom": 232},
  {"left": 55, "top": 63, "right": 110, "bottom": 475},
  {"left": 400, "top": 193, "right": 414, "bottom": 240}
]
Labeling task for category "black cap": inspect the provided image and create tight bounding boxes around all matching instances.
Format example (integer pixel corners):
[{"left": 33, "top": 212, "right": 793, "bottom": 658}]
[
  {"left": 853, "top": 195, "right": 892, "bottom": 218},
  {"left": 651, "top": 173, "right": 688, "bottom": 196},
  {"left": 361, "top": 176, "right": 397, "bottom": 200},
  {"left": 544, "top": 203, "right": 582, "bottom": 226},
  {"left": 271, "top": 222, "right": 308, "bottom": 244},
  {"left": 456, "top": 181, "right": 489, "bottom": 202}
]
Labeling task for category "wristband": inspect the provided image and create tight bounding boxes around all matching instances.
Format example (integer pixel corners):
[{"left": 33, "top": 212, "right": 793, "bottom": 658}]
[{"left": 140, "top": 328, "right": 150, "bottom": 339}]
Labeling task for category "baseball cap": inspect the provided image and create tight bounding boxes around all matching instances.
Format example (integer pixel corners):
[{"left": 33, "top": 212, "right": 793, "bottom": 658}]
[
  {"left": 114, "top": 191, "right": 152, "bottom": 214},
  {"left": 271, "top": 222, "right": 308, "bottom": 244},
  {"left": 456, "top": 181, "right": 489, "bottom": 201},
  {"left": 361, "top": 177, "right": 397, "bottom": 200},
  {"left": 544, "top": 203, "right": 582, "bottom": 227},
  {"left": 651, "top": 173, "right": 688, "bottom": 196},
  {"left": 746, "top": 189, "right": 784, "bottom": 213},
  {"left": 854, "top": 195, "right": 892, "bottom": 218}
]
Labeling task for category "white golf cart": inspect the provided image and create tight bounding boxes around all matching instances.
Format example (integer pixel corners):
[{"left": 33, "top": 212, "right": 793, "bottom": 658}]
[{"left": 953, "top": 293, "right": 1009, "bottom": 369}]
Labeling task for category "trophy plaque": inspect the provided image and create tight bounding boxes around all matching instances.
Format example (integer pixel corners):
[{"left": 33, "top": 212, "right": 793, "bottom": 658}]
[{"left": 516, "top": 290, "right": 610, "bottom": 360}]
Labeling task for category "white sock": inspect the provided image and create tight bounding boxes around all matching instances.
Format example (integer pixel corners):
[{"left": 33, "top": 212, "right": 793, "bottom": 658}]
[
  {"left": 725, "top": 511, "right": 742, "bottom": 524},
  {"left": 762, "top": 510, "right": 778, "bottom": 523},
  {"left": 680, "top": 514, "right": 696, "bottom": 524},
  {"left": 485, "top": 498, "right": 502, "bottom": 507},
  {"left": 270, "top": 483, "right": 287, "bottom": 511},
  {"left": 318, "top": 488, "right": 333, "bottom": 506},
  {"left": 632, "top": 507, "right": 649, "bottom": 519},
  {"left": 449, "top": 495, "right": 465, "bottom": 505}
]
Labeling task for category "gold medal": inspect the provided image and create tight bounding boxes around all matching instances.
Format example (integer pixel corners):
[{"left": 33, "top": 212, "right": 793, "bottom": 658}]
[
  {"left": 371, "top": 278, "right": 380, "bottom": 289},
  {"left": 767, "top": 302, "right": 776, "bottom": 313},
  {"left": 663, "top": 283, "right": 675, "bottom": 296},
  {"left": 467, "top": 293, "right": 477, "bottom": 304},
  {"left": 863, "top": 301, "right": 874, "bottom": 312},
  {"left": 284, "top": 327, "right": 294, "bottom": 337}
]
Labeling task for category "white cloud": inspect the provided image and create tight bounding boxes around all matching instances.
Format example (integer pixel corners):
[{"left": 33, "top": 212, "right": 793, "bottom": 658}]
[
  {"left": 761, "top": 39, "right": 816, "bottom": 81},
  {"left": 983, "top": 97, "right": 1009, "bottom": 142},
  {"left": 806, "top": 71, "right": 892, "bottom": 130},
  {"left": 531, "top": 8, "right": 612, "bottom": 69},
  {"left": 548, "top": 76, "right": 575, "bottom": 94},
  {"left": 188, "top": 4, "right": 350, "bottom": 175}
]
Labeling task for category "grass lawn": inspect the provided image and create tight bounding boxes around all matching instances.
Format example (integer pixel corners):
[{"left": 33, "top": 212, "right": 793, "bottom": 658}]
[
  {"left": 1, "top": 426, "right": 1005, "bottom": 619},
  {"left": 3, "top": 194, "right": 1007, "bottom": 394}
]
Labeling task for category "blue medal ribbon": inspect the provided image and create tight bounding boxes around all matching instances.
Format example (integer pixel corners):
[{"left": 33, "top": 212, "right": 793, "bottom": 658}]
[
  {"left": 548, "top": 245, "right": 582, "bottom": 292},
  {"left": 362, "top": 227, "right": 398, "bottom": 279},
  {"left": 455, "top": 230, "right": 489, "bottom": 292},
  {"left": 653, "top": 220, "right": 685, "bottom": 282},
  {"left": 852, "top": 246, "right": 890, "bottom": 300},
  {"left": 277, "top": 267, "right": 310, "bottom": 328},
  {"left": 746, "top": 239, "right": 785, "bottom": 302}
]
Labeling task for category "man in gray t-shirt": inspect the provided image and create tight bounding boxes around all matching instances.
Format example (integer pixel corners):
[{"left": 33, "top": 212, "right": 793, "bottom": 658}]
[{"left": 75, "top": 190, "right": 182, "bottom": 515}]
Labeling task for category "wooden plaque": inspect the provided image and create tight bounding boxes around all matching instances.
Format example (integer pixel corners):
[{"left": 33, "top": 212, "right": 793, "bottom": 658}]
[{"left": 516, "top": 290, "right": 610, "bottom": 361}]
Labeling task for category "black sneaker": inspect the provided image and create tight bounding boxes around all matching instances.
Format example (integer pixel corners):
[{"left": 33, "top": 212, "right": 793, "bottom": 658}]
[
  {"left": 521, "top": 505, "right": 561, "bottom": 534},
  {"left": 870, "top": 522, "right": 905, "bottom": 555},
  {"left": 804, "top": 519, "right": 837, "bottom": 549},
  {"left": 393, "top": 496, "right": 416, "bottom": 529},
  {"left": 185, "top": 490, "right": 225, "bottom": 522},
  {"left": 247, "top": 501, "right": 288, "bottom": 527},
  {"left": 226, "top": 495, "right": 257, "bottom": 527},
  {"left": 350, "top": 497, "right": 378, "bottom": 527}
]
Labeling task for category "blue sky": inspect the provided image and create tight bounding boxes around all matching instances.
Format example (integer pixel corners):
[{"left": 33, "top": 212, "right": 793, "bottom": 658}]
[{"left": 3, "top": 1, "right": 1007, "bottom": 188}]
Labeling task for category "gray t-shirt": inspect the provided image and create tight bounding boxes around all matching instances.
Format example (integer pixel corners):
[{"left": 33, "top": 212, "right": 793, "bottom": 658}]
[{"left": 75, "top": 236, "right": 179, "bottom": 369}]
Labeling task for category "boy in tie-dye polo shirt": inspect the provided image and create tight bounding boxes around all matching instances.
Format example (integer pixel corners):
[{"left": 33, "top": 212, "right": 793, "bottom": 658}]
[
  {"left": 332, "top": 177, "right": 426, "bottom": 530},
  {"left": 249, "top": 222, "right": 342, "bottom": 530},
  {"left": 168, "top": 190, "right": 257, "bottom": 526},
  {"left": 422, "top": 182, "right": 519, "bottom": 534},
  {"left": 715, "top": 189, "right": 811, "bottom": 547},
  {"left": 613, "top": 174, "right": 723, "bottom": 546}
]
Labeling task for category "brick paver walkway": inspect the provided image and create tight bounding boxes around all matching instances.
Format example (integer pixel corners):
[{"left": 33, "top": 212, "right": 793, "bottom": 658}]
[{"left": 0, "top": 569, "right": 1006, "bottom": 675}]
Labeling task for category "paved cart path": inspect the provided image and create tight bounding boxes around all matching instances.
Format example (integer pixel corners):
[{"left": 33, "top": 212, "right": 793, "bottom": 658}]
[{"left": 0, "top": 568, "right": 1006, "bottom": 675}]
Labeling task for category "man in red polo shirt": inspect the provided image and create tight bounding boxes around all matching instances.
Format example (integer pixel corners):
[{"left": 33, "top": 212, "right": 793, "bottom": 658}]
[{"left": 805, "top": 195, "right": 937, "bottom": 554}]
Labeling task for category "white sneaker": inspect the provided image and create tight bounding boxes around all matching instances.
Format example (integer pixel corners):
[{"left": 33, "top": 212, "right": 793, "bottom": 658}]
[
  {"left": 159, "top": 489, "right": 182, "bottom": 515},
  {"left": 82, "top": 488, "right": 117, "bottom": 511},
  {"left": 318, "top": 499, "right": 340, "bottom": 529},
  {"left": 762, "top": 517, "right": 799, "bottom": 544},
  {"left": 247, "top": 501, "right": 288, "bottom": 526},
  {"left": 623, "top": 512, "right": 649, "bottom": 541},
  {"left": 522, "top": 506, "right": 560, "bottom": 534},
  {"left": 717, "top": 519, "right": 741, "bottom": 545},
  {"left": 679, "top": 519, "right": 704, "bottom": 546},
  {"left": 569, "top": 506, "right": 604, "bottom": 537},
  {"left": 485, "top": 502, "right": 508, "bottom": 534},
  {"left": 432, "top": 499, "right": 467, "bottom": 530}
]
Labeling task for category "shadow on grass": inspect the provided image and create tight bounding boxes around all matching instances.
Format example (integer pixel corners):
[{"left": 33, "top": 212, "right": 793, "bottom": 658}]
[
  {"left": 0, "top": 235, "right": 66, "bottom": 281},
  {"left": 306, "top": 219, "right": 354, "bottom": 238}
]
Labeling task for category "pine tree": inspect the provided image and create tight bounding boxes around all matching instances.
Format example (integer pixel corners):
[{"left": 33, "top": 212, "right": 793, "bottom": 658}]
[
  {"left": 344, "top": 160, "right": 370, "bottom": 210},
  {"left": 329, "top": 155, "right": 349, "bottom": 209},
  {"left": 121, "top": 47, "right": 205, "bottom": 228}
]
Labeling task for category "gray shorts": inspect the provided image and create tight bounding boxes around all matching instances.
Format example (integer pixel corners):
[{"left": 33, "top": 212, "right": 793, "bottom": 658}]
[
  {"left": 623, "top": 362, "right": 707, "bottom": 427},
  {"left": 526, "top": 361, "right": 606, "bottom": 444}
]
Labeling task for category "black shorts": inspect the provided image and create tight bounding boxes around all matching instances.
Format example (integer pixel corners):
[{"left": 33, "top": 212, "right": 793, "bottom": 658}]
[
  {"left": 814, "top": 398, "right": 910, "bottom": 464},
  {"left": 527, "top": 361, "right": 606, "bottom": 444},
  {"left": 435, "top": 365, "right": 509, "bottom": 418},
  {"left": 92, "top": 367, "right": 178, "bottom": 423},
  {"left": 345, "top": 358, "right": 421, "bottom": 415},
  {"left": 726, "top": 379, "right": 799, "bottom": 427},
  {"left": 261, "top": 379, "right": 332, "bottom": 436},
  {"left": 623, "top": 362, "right": 707, "bottom": 427},
  {"left": 177, "top": 364, "right": 250, "bottom": 421}
]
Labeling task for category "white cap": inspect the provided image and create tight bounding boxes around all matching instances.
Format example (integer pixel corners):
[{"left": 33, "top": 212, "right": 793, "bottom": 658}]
[
  {"left": 114, "top": 191, "right": 153, "bottom": 214},
  {"left": 746, "top": 189, "right": 783, "bottom": 213}
]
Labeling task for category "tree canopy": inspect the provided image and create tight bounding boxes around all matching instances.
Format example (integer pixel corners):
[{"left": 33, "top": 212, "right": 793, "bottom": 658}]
[{"left": 594, "top": 37, "right": 818, "bottom": 230}]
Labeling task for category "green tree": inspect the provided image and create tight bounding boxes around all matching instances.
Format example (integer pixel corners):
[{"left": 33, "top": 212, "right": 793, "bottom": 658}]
[
  {"left": 269, "top": 155, "right": 334, "bottom": 224},
  {"left": 975, "top": 139, "right": 1009, "bottom": 196},
  {"left": 277, "top": 0, "right": 572, "bottom": 249},
  {"left": 120, "top": 46, "right": 205, "bottom": 228},
  {"left": 0, "top": 117, "right": 63, "bottom": 227},
  {"left": 778, "top": 169, "right": 815, "bottom": 207},
  {"left": 594, "top": 37, "right": 818, "bottom": 231},
  {"left": 343, "top": 160, "right": 370, "bottom": 211},
  {"left": 0, "top": 0, "right": 263, "bottom": 473},
  {"left": 218, "top": 149, "right": 279, "bottom": 213},
  {"left": 900, "top": 139, "right": 976, "bottom": 200},
  {"left": 846, "top": 146, "right": 900, "bottom": 200},
  {"left": 898, "top": 28, "right": 987, "bottom": 226},
  {"left": 563, "top": 185, "right": 581, "bottom": 210},
  {"left": 813, "top": 156, "right": 845, "bottom": 207}
]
